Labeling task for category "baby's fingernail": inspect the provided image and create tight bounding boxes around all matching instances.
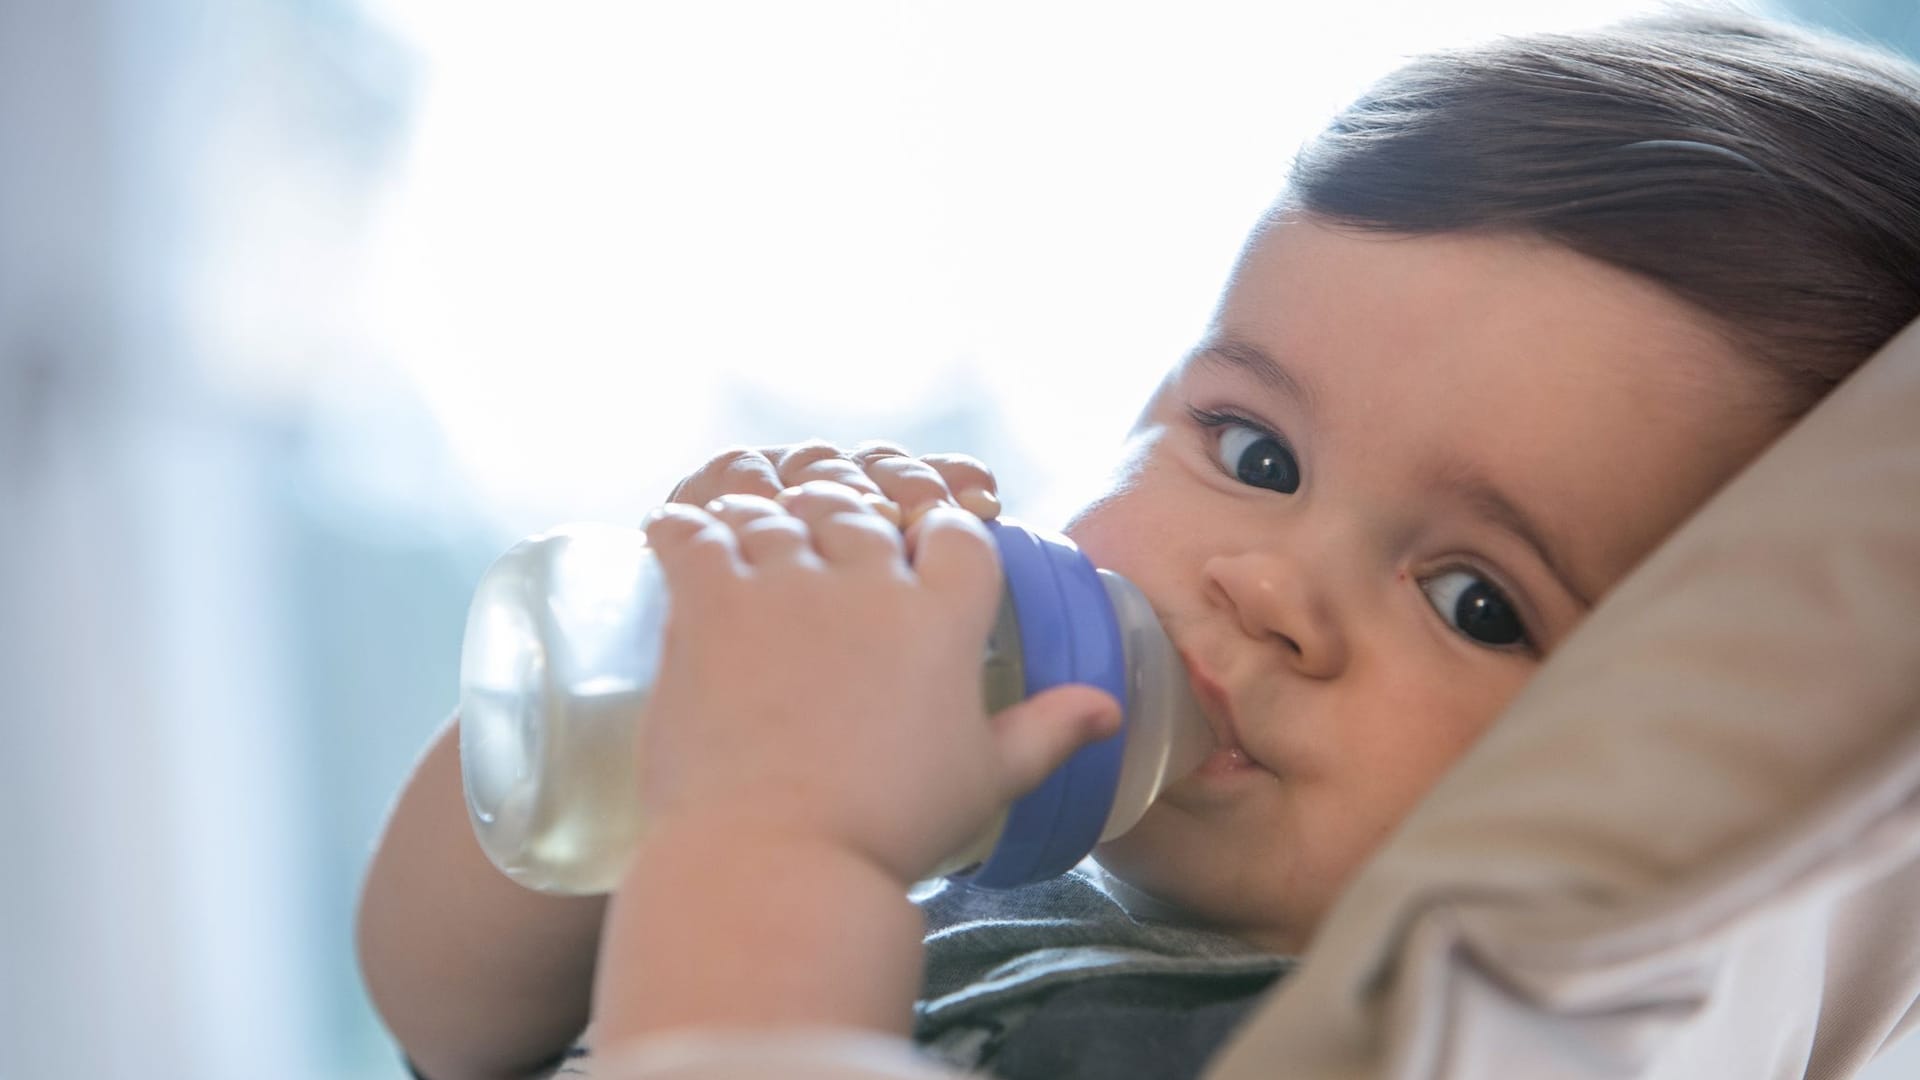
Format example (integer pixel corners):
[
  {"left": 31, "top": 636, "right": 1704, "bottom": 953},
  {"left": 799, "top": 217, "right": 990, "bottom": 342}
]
[
  {"left": 863, "top": 493, "right": 902, "bottom": 527},
  {"left": 957, "top": 488, "right": 1000, "bottom": 518}
]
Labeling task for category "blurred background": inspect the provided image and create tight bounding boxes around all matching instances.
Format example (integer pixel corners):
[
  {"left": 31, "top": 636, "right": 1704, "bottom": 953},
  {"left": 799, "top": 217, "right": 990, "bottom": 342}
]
[{"left": 1, "top": 1, "right": 1914, "bottom": 1076}]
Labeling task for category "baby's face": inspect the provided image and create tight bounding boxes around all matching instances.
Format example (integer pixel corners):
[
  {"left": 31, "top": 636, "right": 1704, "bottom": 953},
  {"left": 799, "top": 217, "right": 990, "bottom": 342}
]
[{"left": 1066, "top": 214, "right": 1785, "bottom": 951}]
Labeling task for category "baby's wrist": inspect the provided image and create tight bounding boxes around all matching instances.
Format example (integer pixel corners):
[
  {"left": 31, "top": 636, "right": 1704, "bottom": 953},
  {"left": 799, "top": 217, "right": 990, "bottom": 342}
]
[
  {"left": 596, "top": 814, "right": 925, "bottom": 1047},
  {"left": 632, "top": 808, "right": 915, "bottom": 891}
]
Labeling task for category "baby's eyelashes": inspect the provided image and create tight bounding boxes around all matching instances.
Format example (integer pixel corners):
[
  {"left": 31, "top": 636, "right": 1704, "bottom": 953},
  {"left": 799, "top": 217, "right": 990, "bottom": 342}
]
[{"left": 1190, "top": 408, "right": 1301, "bottom": 494}]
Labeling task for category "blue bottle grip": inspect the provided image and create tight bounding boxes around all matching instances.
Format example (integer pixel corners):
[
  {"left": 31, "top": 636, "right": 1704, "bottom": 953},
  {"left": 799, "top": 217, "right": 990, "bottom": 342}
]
[{"left": 961, "top": 521, "right": 1130, "bottom": 889}]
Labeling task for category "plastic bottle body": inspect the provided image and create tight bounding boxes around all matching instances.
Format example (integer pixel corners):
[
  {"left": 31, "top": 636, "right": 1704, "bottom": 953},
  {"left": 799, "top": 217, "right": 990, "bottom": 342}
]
[
  {"left": 459, "top": 520, "right": 1210, "bottom": 895},
  {"left": 459, "top": 524, "right": 665, "bottom": 893}
]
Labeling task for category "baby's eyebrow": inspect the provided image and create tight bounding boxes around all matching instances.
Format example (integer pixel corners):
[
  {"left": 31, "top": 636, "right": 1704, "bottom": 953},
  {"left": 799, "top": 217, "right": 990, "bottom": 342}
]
[
  {"left": 1196, "top": 336, "right": 1321, "bottom": 413},
  {"left": 1422, "top": 457, "right": 1596, "bottom": 610}
]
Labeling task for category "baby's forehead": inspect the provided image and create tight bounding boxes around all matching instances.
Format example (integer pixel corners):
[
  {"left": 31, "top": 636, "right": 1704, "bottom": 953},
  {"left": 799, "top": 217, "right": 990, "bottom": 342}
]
[{"left": 1218, "top": 220, "right": 1758, "bottom": 414}]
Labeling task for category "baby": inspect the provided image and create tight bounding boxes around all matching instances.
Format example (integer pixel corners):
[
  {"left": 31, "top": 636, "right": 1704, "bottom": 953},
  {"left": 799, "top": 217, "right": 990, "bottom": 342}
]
[{"left": 357, "top": 10, "right": 1920, "bottom": 1080}]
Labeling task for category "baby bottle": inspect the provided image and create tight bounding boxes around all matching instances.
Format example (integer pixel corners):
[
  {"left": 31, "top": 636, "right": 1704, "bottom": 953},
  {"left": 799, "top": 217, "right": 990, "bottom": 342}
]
[{"left": 458, "top": 518, "right": 1215, "bottom": 895}]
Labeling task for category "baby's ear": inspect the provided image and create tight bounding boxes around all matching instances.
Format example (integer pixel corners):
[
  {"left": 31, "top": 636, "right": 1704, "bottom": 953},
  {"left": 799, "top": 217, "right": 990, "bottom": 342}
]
[{"left": 1210, "top": 314, "right": 1920, "bottom": 1080}]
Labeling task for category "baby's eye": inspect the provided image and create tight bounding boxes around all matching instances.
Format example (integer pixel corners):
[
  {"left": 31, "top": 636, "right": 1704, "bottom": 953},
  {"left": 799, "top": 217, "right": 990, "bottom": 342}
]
[
  {"left": 1420, "top": 569, "right": 1528, "bottom": 649},
  {"left": 1210, "top": 418, "right": 1300, "bottom": 494}
]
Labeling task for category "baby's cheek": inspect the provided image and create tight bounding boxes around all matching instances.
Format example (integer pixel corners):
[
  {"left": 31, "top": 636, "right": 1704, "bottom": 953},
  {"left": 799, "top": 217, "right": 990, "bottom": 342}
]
[
  {"left": 1391, "top": 658, "right": 1528, "bottom": 768},
  {"left": 1310, "top": 680, "right": 1520, "bottom": 861}
]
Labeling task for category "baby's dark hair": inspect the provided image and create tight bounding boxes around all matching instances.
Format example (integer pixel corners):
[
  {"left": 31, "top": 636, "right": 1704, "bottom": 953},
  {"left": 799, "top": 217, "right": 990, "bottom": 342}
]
[{"left": 1284, "top": 8, "right": 1920, "bottom": 415}]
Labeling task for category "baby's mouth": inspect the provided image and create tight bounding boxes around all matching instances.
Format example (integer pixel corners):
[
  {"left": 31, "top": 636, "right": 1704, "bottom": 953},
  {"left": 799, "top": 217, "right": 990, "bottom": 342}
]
[
  {"left": 1194, "top": 733, "right": 1262, "bottom": 779},
  {"left": 1178, "top": 650, "right": 1270, "bottom": 779}
]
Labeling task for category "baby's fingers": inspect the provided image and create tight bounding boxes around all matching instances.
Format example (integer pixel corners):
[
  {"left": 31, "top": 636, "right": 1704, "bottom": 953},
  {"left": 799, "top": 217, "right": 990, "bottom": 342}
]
[
  {"left": 852, "top": 444, "right": 1000, "bottom": 524},
  {"left": 777, "top": 481, "right": 906, "bottom": 567},
  {"left": 769, "top": 442, "right": 887, "bottom": 499},
  {"left": 989, "top": 685, "right": 1123, "bottom": 800},
  {"left": 643, "top": 503, "right": 745, "bottom": 591},
  {"left": 919, "top": 452, "right": 1000, "bottom": 520},
  {"left": 704, "top": 493, "right": 816, "bottom": 569},
  {"left": 668, "top": 447, "right": 785, "bottom": 506},
  {"left": 904, "top": 505, "right": 1001, "bottom": 620}
]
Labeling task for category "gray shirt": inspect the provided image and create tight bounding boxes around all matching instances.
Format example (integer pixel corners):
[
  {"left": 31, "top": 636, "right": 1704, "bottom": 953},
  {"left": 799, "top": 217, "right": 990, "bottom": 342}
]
[
  {"left": 482, "top": 862, "right": 1293, "bottom": 1080},
  {"left": 915, "top": 861, "right": 1295, "bottom": 1079}
]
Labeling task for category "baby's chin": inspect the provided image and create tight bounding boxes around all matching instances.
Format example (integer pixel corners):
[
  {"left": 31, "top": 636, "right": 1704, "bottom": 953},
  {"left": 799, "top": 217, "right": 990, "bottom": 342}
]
[{"left": 1092, "top": 837, "right": 1308, "bottom": 953}]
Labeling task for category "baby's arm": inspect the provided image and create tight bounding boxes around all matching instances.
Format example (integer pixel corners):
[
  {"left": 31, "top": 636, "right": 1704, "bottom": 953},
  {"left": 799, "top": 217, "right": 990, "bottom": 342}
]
[
  {"left": 355, "top": 443, "right": 1007, "bottom": 1078},
  {"left": 357, "top": 715, "right": 606, "bottom": 1079}
]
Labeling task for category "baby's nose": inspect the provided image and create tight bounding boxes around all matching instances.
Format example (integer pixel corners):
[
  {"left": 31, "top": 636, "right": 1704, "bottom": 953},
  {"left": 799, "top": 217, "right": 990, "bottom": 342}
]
[{"left": 1202, "top": 550, "right": 1348, "bottom": 679}]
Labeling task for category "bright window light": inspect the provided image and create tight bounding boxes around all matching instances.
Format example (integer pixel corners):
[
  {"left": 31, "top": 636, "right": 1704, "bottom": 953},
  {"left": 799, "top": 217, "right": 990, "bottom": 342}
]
[{"left": 358, "top": 1, "right": 1671, "bottom": 532}]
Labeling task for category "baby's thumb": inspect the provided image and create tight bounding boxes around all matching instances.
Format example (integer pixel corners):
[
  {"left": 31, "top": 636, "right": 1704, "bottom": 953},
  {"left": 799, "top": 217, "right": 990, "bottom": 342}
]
[{"left": 990, "top": 684, "right": 1123, "bottom": 797}]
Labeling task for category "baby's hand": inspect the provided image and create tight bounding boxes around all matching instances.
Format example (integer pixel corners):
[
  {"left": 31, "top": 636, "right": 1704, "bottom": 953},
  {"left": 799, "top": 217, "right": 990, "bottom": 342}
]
[
  {"left": 668, "top": 441, "right": 1001, "bottom": 529},
  {"left": 633, "top": 481, "right": 1117, "bottom": 887}
]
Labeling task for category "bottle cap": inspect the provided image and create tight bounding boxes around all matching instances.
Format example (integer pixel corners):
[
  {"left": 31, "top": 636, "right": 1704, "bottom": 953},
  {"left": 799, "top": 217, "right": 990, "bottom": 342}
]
[{"left": 962, "top": 521, "right": 1129, "bottom": 889}]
